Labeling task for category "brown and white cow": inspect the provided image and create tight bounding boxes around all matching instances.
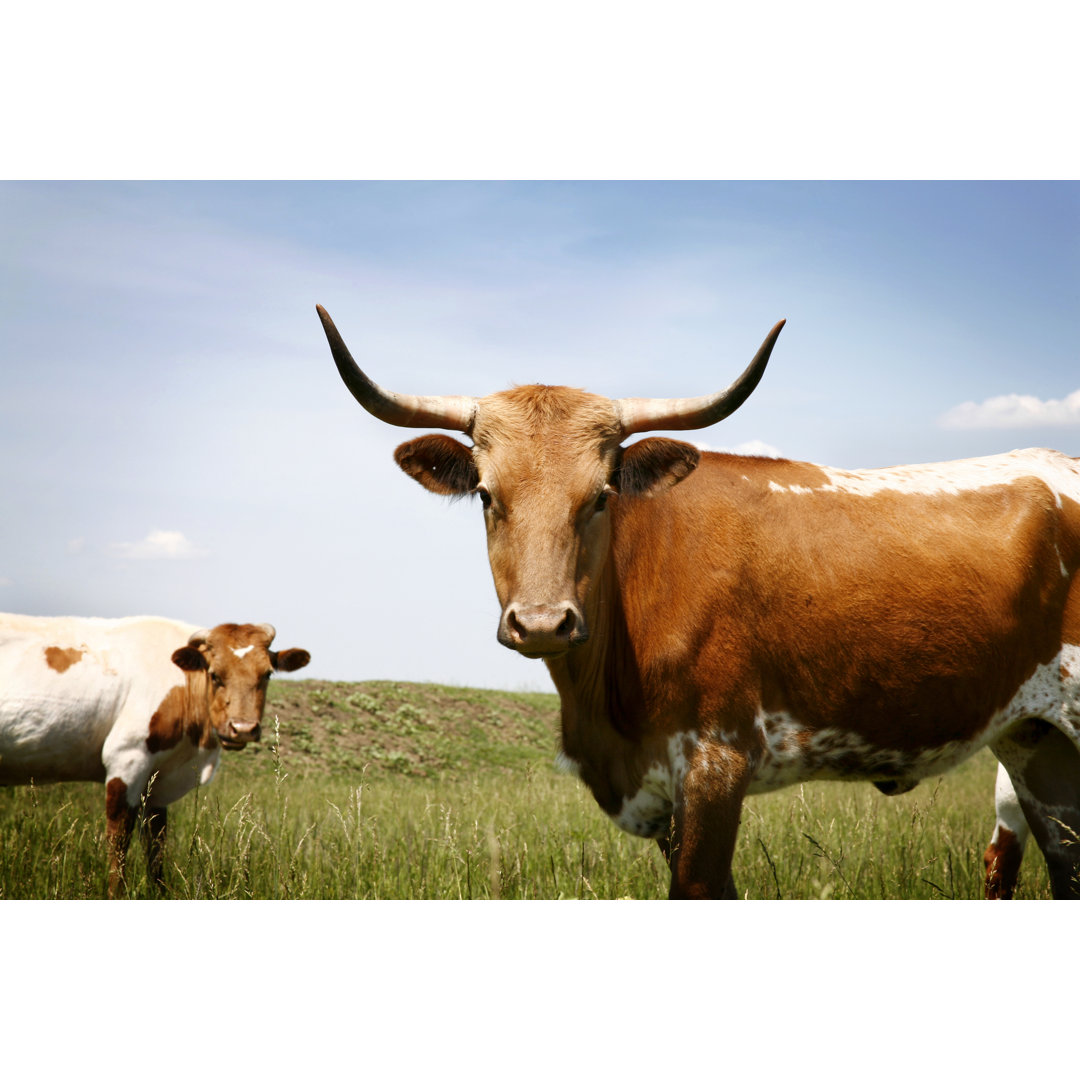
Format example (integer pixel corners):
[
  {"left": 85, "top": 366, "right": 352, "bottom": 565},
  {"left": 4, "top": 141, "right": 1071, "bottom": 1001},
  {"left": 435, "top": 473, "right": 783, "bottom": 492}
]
[
  {"left": 0, "top": 614, "right": 310, "bottom": 896},
  {"left": 318, "top": 304, "right": 1080, "bottom": 899}
]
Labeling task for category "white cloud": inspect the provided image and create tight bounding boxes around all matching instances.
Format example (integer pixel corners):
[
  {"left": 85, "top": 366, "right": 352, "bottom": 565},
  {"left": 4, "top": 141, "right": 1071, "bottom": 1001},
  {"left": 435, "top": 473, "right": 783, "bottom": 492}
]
[
  {"left": 940, "top": 389, "right": 1080, "bottom": 430},
  {"left": 694, "top": 438, "right": 783, "bottom": 458},
  {"left": 0, "top": 577, "right": 12, "bottom": 587},
  {"left": 110, "top": 530, "right": 208, "bottom": 560},
  {"left": 66, "top": 538, "right": 85, "bottom": 555}
]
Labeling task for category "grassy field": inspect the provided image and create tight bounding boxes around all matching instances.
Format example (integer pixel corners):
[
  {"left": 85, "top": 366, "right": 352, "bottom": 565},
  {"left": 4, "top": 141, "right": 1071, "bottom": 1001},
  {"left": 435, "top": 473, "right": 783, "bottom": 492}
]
[{"left": 0, "top": 677, "right": 1053, "bottom": 899}]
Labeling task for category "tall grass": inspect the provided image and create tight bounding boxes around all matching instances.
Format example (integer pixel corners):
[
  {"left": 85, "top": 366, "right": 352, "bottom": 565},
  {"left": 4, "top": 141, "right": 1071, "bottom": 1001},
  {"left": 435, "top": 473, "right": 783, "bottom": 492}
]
[{"left": 0, "top": 726, "right": 1051, "bottom": 899}]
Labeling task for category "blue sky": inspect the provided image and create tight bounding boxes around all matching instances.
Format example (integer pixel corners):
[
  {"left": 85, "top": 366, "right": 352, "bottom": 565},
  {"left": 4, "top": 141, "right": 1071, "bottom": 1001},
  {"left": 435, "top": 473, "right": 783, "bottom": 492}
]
[{"left": 2, "top": 180, "right": 1077, "bottom": 689}]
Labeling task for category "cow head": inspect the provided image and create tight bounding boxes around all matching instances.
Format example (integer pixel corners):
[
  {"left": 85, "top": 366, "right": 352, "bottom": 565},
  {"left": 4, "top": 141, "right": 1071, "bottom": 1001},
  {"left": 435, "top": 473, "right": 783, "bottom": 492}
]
[
  {"left": 171, "top": 623, "right": 311, "bottom": 748},
  {"left": 319, "top": 305, "right": 783, "bottom": 659}
]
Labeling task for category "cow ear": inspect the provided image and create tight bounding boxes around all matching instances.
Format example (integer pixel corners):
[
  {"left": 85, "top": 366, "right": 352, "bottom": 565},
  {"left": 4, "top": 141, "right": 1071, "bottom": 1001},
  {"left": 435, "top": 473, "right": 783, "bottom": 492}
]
[
  {"left": 172, "top": 645, "right": 208, "bottom": 671},
  {"left": 271, "top": 648, "right": 311, "bottom": 672},
  {"left": 613, "top": 438, "right": 701, "bottom": 497},
  {"left": 394, "top": 435, "right": 478, "bottom": 497}
]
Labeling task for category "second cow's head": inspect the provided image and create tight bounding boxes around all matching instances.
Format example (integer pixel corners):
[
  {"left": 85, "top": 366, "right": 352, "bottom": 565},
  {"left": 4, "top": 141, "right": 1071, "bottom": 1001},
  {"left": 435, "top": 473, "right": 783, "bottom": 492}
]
[{"left": 172, "top": 623, "right": 310, "bottom": 748}]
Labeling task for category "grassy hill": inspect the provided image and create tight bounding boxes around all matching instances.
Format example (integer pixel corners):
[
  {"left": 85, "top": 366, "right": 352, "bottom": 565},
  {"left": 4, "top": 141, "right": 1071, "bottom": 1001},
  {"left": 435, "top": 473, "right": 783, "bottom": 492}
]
[{"left": 243, "top": 678, "right": 563, "bottom": 782}]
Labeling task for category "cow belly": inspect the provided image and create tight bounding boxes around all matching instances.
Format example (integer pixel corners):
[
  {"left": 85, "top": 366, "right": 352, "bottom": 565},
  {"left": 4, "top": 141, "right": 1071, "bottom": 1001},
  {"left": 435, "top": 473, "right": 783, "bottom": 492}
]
[
  {"left": 595, "top": 723, "right": 991, "bottom": 834},
  {"left": 746, "top": 714, "right": 985, "bottom": 794},
  {"left": 747, "top": 648, "right": 1080, "bottom": 794},
  {"left": 0, "top": 698, "right": 113, "bottom": 784}
]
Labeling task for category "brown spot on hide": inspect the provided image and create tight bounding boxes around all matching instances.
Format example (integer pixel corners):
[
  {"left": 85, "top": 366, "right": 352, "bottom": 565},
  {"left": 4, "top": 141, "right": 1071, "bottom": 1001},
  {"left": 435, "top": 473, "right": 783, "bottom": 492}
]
[
  {"left": 45, "top": 645, "right": 84, "bottom": 673},
  {"left": 146, "top": 676, "right": 214, "bottom": 752},
  {"left": 146, "top": 685, "right": 187, "bottom": 753}
]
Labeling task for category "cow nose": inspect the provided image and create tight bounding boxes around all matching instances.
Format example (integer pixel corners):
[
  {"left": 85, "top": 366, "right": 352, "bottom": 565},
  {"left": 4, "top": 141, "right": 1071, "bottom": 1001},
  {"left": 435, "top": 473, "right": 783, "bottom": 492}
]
[
  {"left": 499, "top": 603, "right": 587, "bottom": 656},
  {"left": 225, "top": 719, "right": 261, "bottom": 744}
]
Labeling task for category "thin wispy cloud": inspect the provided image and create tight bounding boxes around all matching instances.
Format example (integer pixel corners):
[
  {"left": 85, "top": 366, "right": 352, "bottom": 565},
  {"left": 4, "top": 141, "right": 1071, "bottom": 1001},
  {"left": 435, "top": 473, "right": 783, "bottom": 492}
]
[
  {"left": 110, "top": 530, "right": 208, "bottom": 560},
  {"left": 940, "top": 390, "right": 1080, "bottom": 430}
]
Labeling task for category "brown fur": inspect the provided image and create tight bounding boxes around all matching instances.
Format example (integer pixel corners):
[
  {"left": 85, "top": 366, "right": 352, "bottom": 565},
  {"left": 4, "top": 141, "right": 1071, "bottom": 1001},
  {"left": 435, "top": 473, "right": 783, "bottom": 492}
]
[
  {"left": 146, "top": 685, "right": 188, "bottom": 753},
  {"left": 395, "top": 434, "right": 479, "bottom": 496},
  {"left": 389, "top": 381, "right": 1080, "bottom": 899},
  {"left": 44, "top": 645, "right": 84, "bottom": 673},
  {"left": 145, "top": 676, "right": 215, "bottom": 753},
  {"left": 320, "top": 303, "right": 1080, "bottom": 898}
]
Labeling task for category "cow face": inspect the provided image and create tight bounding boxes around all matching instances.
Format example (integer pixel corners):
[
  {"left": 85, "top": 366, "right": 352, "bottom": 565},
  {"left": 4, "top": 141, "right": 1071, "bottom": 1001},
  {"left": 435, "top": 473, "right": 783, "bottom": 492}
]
[
  {"left": 317, "top": 304, "right": 782, "bottom": 661},
  {"left": 171, "top": 623, "right": 311, "bottom": 748},
  {"left": 395, "top": 392, "right": 702, "bottom": 658}
]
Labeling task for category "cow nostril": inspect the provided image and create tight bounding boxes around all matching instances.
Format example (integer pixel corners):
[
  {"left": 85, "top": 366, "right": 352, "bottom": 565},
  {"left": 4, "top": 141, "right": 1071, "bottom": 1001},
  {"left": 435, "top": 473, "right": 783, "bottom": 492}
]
[
  {"left": 556, "top": 609, "right": 575, "bottom": 639},
  {"left": 507, "top": 608, "right": 527, "bottom": 642}
]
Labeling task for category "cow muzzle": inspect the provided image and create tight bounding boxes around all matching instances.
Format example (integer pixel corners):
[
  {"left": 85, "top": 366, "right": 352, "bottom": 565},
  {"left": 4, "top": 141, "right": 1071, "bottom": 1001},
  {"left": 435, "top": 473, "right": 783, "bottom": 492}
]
[
  {"left": 219, "top": 720, "right": 261, "bottom": 750},
  {"left": 498, "top": 602, "right": 588, "bottom": 658}
]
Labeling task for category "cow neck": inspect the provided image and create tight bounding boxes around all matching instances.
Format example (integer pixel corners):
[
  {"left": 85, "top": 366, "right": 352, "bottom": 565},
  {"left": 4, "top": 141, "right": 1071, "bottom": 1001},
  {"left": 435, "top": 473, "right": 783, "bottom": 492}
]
[
  {"left": 185, "top": 668, "right": 214, "bottom": 746},
  {"left": 546, "top": 534, "right": 646, "bottom": 752}
]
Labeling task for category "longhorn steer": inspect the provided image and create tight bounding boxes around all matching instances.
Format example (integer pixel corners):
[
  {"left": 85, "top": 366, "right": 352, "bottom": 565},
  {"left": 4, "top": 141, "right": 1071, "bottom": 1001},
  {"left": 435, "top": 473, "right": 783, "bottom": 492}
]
[
  {"left": 0, "top": 615, "right": 310, "bottom": 896},
  {"left": 319, "top": 304, "right": 1080, "bottom": 899}
]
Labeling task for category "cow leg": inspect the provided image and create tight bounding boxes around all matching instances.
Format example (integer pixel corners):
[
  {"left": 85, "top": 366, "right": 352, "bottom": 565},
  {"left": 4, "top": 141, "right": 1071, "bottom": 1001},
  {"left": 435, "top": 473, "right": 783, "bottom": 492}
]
[
  {"left": 104, "top": 777, "right": 137, "bottom": 899},
  {"left": 143, "top": 805, "right": 168, "bottom": 895},
  {"left": 992, "top": 723, "right": 1080, "bottom": 900},
  {"left": 982, "top": 763, "right": 1031, "bottom": 899},
  {"left": 656, "top": 821, "right": 736, "bottom": 894},
  {"left": 667, "top": 746, "right": 750, "bottom": 900}
]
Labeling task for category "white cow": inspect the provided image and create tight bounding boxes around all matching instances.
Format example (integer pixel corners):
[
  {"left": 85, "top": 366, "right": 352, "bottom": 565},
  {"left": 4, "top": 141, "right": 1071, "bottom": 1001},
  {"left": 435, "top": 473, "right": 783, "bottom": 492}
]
[{"left": 0, "top": 614, "right": 310, "bottom": 896}]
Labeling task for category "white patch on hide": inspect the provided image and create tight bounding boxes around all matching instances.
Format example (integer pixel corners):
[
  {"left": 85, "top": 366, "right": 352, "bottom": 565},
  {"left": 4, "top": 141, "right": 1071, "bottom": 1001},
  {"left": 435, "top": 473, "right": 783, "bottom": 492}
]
[
  {"left": 611, "top": 732, "right": 696, "bottom": 839},
  {"left": 763, "top": 448, "right": 1080, "bottom": 502}
]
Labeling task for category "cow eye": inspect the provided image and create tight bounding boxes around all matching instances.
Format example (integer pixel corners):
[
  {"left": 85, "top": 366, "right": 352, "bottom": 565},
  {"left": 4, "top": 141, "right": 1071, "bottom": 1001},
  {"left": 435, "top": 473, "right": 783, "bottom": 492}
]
[
  {"left": 210, "top": 672, "right": 224, "bottom": 688},
  {"left": 475, "top": 486, "right": 492, "bottom": 510},
  {"left": 594, "top": 487, "right": 614, "bottom": 514}
]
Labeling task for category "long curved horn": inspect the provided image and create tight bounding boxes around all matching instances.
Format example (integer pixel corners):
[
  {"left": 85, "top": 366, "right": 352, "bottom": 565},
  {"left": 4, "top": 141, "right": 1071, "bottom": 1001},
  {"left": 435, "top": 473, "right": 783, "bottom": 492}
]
[
  {"left": 317, "top": 305, "right": 477, "bottom": 433},
  {"left": 615, "top": 319, "right": 785, "bottom": 436}
]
